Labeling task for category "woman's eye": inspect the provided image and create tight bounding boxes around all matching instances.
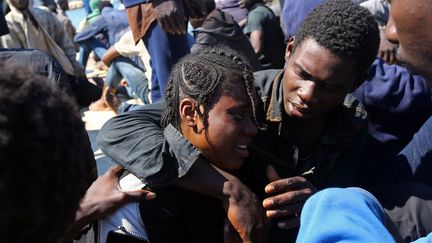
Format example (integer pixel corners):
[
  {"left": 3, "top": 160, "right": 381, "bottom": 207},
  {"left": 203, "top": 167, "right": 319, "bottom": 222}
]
[{"left": 232, "top": 114, "right": 244, "bottom": 121}]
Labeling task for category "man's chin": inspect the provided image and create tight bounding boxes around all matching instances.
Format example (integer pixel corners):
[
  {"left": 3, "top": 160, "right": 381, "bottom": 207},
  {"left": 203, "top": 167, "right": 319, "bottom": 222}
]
[{"left": 396, "top": 60, "right": 432, "bottom": 87}]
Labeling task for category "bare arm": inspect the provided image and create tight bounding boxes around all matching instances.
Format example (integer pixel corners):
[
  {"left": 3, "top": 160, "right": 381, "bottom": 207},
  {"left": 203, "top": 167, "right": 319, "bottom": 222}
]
[
  {"left": 101, "top": 46, "right": 121, "bottom": 66},
  {"left": 249, "top": 30, "right": 264, "bottom": 55},
  {"left": 60, "top": 165, "right": 156, "bottom": 242},
  {"left": 152, "top": 0, "right": 186, "bottom": 35}
]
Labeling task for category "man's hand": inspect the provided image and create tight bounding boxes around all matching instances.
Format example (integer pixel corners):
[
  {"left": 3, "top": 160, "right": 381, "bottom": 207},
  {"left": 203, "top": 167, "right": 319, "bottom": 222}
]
[
  {"left": 222, "top": 179, "right": 269, "bottom": 243},
  {"left": 77, "top": 165, "right": 156, "bottom": 221},
  {"left": 378, "top": 27, "right": 398, "bottom": 64},
  {"left": 61, "top": 165, "right": 156, "bottom": 242},
  {"left": 152, "top": 0, "right": 186, "bottom": 35},
  {"left": 263, "top": 165, "right": 316, "bottom": 229}
]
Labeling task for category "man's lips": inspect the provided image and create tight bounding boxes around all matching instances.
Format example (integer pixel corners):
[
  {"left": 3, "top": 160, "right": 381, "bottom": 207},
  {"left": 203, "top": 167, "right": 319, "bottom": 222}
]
[{"left": 290, "top": 101, "right": 310, "bottom": 112}]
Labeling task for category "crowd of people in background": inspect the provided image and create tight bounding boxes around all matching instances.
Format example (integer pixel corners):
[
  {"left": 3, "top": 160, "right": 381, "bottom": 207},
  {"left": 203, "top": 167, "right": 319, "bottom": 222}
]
[{"left": 1, "top": 0, "right": 432, "bottom": 242}]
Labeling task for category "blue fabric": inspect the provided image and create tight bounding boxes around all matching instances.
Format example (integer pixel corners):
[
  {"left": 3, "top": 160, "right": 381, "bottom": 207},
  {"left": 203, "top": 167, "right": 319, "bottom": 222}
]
[
  {"left": 74, "top": 7, "right": 129, "bottom": 46},
  {"left": 353, "top": 58, "right": 432, "bottom": 151},
  {"left": 105, "top": 56, "right": 150, "bottom": 104},
  {"left": 297, "top": 188, "right": 396, "bottom": 243},
  {"left": 142, "top": 22, "right": 190, "bottom": 102},
  {"left": 352, "top": 58, "right": 432, "bottom": 186},
  {"left": 392, "top": 115, "right": 432, "bottom": 187},
  {"left": 281, "top": 0, "right": 324, "bottom": 39},
  {"left": 78, "top": 37, "right": 108, "bottom": 68},
  {"left": 83, "top": 0, "right": 92, "bottom": 14}
]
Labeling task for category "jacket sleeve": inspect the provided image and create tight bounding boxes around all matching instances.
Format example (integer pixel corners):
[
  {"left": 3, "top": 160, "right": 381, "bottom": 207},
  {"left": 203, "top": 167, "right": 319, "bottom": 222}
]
[{"left": 97, "top": 103, "right": 201, "bottom": 188}]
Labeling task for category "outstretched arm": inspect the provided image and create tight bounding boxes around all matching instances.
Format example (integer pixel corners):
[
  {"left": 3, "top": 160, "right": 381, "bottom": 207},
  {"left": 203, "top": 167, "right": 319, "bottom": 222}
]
[{"left": 61, "top": 165, "right": 156, "bottom": 242}]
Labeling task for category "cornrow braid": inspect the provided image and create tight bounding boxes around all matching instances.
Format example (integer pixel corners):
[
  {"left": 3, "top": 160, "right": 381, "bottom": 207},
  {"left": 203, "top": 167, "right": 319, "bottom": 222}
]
[{"left": 161, "top": 46, "right": 265, "bottom": 131}]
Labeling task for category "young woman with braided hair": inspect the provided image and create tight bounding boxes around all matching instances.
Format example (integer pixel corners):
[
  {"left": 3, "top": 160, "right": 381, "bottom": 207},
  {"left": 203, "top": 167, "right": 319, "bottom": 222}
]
[{"left": 97, "top": 47, "right": 268, "bottom": 242}]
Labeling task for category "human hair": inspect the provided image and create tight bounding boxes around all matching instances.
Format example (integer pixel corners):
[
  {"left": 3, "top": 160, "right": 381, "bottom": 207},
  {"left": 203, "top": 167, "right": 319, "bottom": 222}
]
[
  {"left": 294, "top": 0, "right": 379, "bottom": 75},
  {"left": 0, "top": 64, "right": 91, "bottom": 243},
  {"left": 99, "top": 0, "right": 113, "bottom": 12},
  {"left": 161, "top": 47, "right": 263, "bottom": 131}
]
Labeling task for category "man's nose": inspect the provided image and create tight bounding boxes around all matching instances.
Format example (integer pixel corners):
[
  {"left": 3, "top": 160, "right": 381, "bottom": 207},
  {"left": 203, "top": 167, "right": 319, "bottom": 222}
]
[
  {"left": 244, "top": 117, "right": 258, "bottom": 138},
  {"left": 385, "top": 14, "right": 399, "bottom": 44},
  {"left": 297, "top": 80, "right": 316, "bottom": 103}
]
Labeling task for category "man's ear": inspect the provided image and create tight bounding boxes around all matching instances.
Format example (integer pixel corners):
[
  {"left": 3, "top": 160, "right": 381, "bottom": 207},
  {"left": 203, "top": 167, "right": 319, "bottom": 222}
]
[
  {"left": 285, "top": 37, "right": 295, "bottom": 62},
  {"left": 179, "top": 98, "right": 197, "bottom": 127}
]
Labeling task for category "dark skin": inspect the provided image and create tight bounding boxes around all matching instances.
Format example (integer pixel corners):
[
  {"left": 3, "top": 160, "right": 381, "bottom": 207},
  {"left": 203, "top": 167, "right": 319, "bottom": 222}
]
[
  {"left": 239, "top": 0, "right": 264, "bottom": 55},
  {"left": 178, "top": 88, "right": 268, "bottom": 242},
  {"left": 378, "top": 27, "right": 398, "bottom": 64},
  {"left": 61, "top": 165, "right": 156, "bottom": 242},
  {"left": 385, "top": 0, "right": 432, "bottom": 83},
  {"left": 152, "top": 0, "right": 187, "bottom": 35},
  {"left": 262, "top": 38, "right": 364, "bottom": 229}
]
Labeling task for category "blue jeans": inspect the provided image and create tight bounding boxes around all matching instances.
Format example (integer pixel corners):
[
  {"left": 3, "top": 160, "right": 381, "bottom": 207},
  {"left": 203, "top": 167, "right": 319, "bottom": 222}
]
[
  {"left": 105, "top": 56, "right": 150, "bottom": 104},
  {"left": 78, "top": 37, "right": 108, "bottom": 69},
  {"left": 142, "top": 21, "right": 190, "bottom": 102}
]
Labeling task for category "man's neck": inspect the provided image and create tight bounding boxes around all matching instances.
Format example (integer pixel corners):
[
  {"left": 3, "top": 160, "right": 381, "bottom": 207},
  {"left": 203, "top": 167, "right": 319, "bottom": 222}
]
[{"left": 281, "top": 115, "right": 327, "bottom": 156}]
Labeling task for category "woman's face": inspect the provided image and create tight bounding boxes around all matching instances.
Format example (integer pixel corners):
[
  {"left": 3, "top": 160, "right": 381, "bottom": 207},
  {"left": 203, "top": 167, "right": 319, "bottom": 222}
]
[{"left": 194, "top": 87, "right": 258, "bottom": 171}]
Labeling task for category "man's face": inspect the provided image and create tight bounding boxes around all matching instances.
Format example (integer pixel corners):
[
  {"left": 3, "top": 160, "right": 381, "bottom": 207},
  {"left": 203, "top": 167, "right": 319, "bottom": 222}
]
[
  {"left": 283, "top": 38, "right": 360, "bottom": 120},
  {"left": 9, "top": 0, "right": 29, "bottom": 10},
  {"left": 386, "top": 0, "right": 432, "bottom": 82}
]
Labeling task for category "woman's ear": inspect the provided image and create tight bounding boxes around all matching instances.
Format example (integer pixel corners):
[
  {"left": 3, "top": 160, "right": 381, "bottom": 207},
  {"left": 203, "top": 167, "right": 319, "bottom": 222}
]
[{"left": 179, "top": 98, "right": 198, "bottom": 127}]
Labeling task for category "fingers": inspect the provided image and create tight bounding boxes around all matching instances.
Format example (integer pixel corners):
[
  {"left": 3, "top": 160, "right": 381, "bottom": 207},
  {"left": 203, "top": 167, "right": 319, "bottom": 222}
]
[
  {"left": 389, "top": 50, "right": 397, "bottom": 64},
  {"left": 263, "top": 187, "right": 312, "bottom": 209},
  {"left": 266, "top": 165, "right": 281, "bottom": 183},
  {"left": 122, "top": 189, "right": 157, "bottom": 202},
  {"left": 265, "top": 176, "right": 310, "bottom": 194},
  {"left": 266, "top": 202, "right": 303, "bottom": 219},
  {"left": 154, "top": 0, "right": 186, "bottom": 35},
  {"left": 106, "top": 164, "right": 125, "bottom": 177},
  {"left": 169, "top": 11, "right": 186, "bottom": 34}
]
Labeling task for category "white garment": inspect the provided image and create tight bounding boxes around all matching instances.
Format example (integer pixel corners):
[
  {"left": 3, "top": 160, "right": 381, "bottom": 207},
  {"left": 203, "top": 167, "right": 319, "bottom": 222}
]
[
  {"left": 99, "top": 173, "right": 150, "bottom": 243},
  {"left": 1, "top": 1, "right": 80, "bottom": 76}
]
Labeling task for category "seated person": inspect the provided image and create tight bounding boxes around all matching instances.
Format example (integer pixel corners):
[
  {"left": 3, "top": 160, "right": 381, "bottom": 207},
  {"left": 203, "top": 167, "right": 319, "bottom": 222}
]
[
  {"left": 241, "top": 0, "right": 286, "bottom": 69},
  {"left": 1, "top": 0, "right": 101, "bottom": 106},
  {"left": 74, "top": 0, "right": 129, "bottom": 69},
  {"left": 89, "top": 30, "right": 151, "bottom": 113},
  {"left": 98, "top": 0, "right": 381, "bottom": 241},
  {"left": 190, "top": 0, "right": 262, "bottom": 71},
  {"left": 97, "top": 47, "right": 267, "bottom": 242}
]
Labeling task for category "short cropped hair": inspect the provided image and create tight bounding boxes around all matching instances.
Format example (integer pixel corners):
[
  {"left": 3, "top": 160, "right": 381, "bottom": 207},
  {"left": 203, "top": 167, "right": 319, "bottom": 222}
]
[
  {"left": 294, "top": 0, "right": 380, "bottom": 74},
  {"left": 0, "top": 64, "right": 91, "bottom": 243}
]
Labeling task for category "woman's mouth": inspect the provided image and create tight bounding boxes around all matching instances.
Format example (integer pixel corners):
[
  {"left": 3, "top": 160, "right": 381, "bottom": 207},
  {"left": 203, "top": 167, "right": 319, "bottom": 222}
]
[{"left": 236, "top": 144, "right": 250, "bottom": 158}]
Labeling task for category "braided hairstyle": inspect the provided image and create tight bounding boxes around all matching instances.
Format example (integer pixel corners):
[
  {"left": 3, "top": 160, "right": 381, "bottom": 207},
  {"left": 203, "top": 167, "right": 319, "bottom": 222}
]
[
  {"left": 161, "top": 46, "right": 263, "bottom": 131},
  {"left": 294, "top": 0, "right": 380, "bottom": 75}
]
